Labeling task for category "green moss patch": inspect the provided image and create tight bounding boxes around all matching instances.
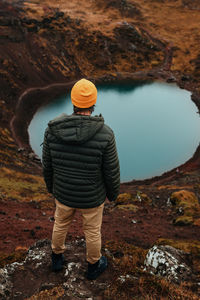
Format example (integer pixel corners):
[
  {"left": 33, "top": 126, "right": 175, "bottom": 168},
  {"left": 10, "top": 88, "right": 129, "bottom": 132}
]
[
  {"left": 156, "top": 238, "right": 200, "bottom": 257},
  {"left": 116, "top": 193, "right": 134, "bottom": 204},
  {"left": 174, "top": 215, "right": 194, "bottom": 226},
  {"left": 0, "top": 167, "right": 50, "bottom": 203},
  {"left": 116, "top": 192, "right": 151, "bottom": 206},
  {"left": 117, "top": 204, "right": 139, "bottom": 212},
  {"left": 170, "top": 190, "right": 200, "bottom": 225}
]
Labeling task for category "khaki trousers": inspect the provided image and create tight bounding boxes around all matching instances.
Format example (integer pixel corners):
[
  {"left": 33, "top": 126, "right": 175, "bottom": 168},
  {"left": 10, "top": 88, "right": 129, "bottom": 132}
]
[{"left": 51, "top": 199, "right": 104, "bottom": 264}]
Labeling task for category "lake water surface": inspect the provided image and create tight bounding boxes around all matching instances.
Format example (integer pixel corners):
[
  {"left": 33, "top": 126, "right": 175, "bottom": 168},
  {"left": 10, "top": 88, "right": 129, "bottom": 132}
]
[{"left": 28, "top": 82, "right": 200, "bottom": 182}]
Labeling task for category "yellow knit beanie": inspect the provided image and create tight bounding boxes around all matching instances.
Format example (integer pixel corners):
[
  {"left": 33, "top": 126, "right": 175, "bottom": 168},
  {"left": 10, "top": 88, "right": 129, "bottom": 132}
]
[{"left": 71, "top": 78, "right": 97, "bottom": 108}]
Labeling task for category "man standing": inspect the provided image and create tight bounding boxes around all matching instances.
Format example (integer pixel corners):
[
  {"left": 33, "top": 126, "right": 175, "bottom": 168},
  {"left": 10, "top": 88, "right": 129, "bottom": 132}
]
[{"left": 42, "top": 78, "right": 120, "bottom": 280}]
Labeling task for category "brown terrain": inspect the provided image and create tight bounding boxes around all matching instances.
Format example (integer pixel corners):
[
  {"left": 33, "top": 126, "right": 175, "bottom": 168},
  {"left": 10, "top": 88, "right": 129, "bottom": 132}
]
[{"left": 1, "top": 0, "right": 200, "bottom": 299}]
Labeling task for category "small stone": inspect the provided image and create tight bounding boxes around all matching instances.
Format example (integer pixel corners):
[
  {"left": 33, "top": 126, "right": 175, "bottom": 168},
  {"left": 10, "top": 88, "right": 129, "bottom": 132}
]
[
  {"left": 118, "top": 275, "right": 126, "bottom": 283},
  {"left": 28, "top": 152, "right": 40, "bottom": 161},
  {"left": 35, "top": 226, "right": 41, "bottom": 230},
  {"left": 166, "top": 198, "right": 171, "bottom": 207},
  {"left": 17, "top": 148, "right": 25, "bottom": 152},
  {"left": 30, "top": 230, "right": 36, "bottom": 237},
  {"left": 131, "top": 219, "right": 137, "bottom": 224},
  {"left": 178, "top": 207, "right": 184, "bottom": 214}
]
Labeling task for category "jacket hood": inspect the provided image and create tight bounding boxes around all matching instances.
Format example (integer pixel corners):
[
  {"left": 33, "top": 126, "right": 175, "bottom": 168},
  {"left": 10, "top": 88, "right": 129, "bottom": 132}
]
[{"left": 48, "top": 113, "right": 104, "bottom": 144}]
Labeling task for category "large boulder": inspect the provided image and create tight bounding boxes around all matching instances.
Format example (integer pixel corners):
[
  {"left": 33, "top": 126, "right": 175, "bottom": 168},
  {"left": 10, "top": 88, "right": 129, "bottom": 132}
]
[{"left": 144, "top": 245, "right": 192, "bottom": 283}]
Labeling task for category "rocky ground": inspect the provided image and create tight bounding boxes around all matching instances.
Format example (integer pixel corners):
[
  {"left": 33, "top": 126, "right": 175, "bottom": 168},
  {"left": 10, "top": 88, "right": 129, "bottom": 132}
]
[{"left": 1, "top": 0, "right": 200, "bottom": 299}]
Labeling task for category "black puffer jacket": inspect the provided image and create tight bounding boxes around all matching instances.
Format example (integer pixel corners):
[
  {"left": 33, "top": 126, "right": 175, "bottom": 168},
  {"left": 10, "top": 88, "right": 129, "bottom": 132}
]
[{"left": 42, "top": 113, "right": 120, "bottom": 208}]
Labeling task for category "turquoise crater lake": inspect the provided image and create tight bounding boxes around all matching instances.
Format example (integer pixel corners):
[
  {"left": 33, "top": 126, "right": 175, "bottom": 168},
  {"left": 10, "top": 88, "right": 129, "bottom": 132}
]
[{"left": 28, "top": 82, "right": 200, "bottom": 182}]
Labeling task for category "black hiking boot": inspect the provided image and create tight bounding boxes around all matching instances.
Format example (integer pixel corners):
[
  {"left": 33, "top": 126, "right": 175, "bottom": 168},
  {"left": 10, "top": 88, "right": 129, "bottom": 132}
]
[
  {"left": 86, "top": 256, "right": 108, "bottom": 280},
  {"left": 51, "top": 252, "right": 64, "bottom": 272}
]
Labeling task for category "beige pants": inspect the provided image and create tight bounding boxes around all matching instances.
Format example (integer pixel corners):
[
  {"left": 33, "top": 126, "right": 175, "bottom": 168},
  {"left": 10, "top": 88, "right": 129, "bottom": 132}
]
[{"left": 52, "top": 199, "right": 104, "bottom": 264}]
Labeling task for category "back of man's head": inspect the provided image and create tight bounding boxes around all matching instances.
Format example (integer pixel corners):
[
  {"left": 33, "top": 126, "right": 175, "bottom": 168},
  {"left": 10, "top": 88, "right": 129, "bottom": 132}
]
[{"left": 71, "top": 79, "right": 97, "bottom": 111}]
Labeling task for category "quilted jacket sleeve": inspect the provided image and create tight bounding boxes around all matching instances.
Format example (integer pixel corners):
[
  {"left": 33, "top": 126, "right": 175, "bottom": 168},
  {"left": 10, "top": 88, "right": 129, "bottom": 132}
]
[
  {"left": 102, "top": 132, "right": 120, "bottom": 202},
  {"left": 42, "top": 128, "right": 53, "bottom": 193}
]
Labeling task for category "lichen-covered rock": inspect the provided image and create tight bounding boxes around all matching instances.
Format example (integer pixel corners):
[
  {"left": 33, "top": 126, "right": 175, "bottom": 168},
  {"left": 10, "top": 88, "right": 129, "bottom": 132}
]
[
  {"left": 0, "top": 238, "right": 109, "bottom": 299},
  {"left": 0, "top": 268, "right": 12, "bottom": 299},
  {"left": 144, "top": 245, "right": 192, "bottom": 283},
  {"left": 0, "top": 240, "right": 51, "bottom": 299}
]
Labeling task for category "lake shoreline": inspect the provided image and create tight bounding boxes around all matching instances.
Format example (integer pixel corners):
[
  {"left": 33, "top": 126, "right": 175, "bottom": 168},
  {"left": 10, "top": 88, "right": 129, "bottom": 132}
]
[
  {"left": 1, "top": 0, "right": 199, "bottom": 185},
  {"left": 10, "top": 68, "right": 200, "bottom": 185}
]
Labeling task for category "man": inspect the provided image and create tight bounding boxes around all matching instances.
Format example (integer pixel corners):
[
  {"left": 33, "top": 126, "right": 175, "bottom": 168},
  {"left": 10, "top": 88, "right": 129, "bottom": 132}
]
[{"left": 42, "top": 78, "right": 120, "bottom": 280}]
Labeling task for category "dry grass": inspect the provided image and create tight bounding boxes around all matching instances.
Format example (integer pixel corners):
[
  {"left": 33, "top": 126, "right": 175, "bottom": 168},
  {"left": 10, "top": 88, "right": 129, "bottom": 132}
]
[
  {"left": 26, "top": 285, "right": 65, "bottom": 300},
  {"left": 104, "top": 240, "right": 200, "bottom": 299}
]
